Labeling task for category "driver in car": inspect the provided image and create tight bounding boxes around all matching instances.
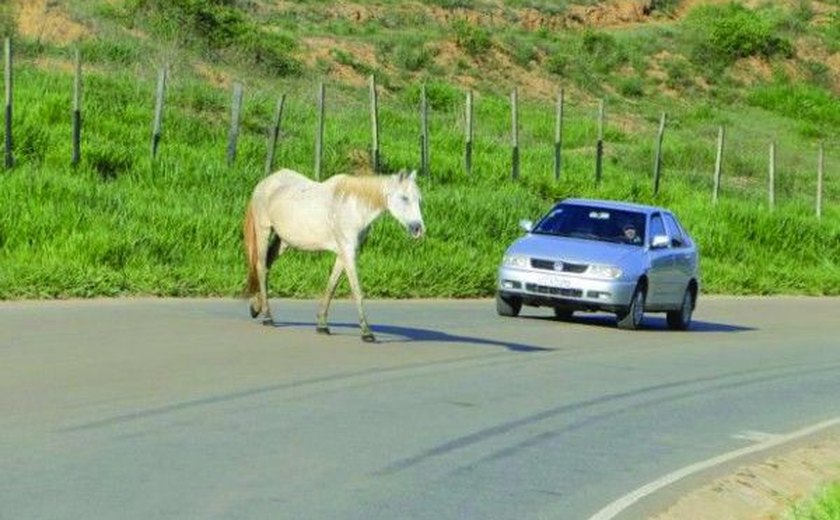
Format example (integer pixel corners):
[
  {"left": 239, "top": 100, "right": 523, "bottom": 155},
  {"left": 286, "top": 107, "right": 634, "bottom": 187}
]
[{"left": 622, "top": 224, "right": 642, "bottom": 244}]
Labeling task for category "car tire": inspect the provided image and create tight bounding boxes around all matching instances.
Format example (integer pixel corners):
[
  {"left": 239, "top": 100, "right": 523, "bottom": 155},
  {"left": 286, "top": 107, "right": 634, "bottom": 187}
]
[
  {"left": 554, "top": 307, "right": 574, "bottom": 320},
  {"left": 667, "top": 287, "right": 694, "bottom": 331},
  {"left": 496, "top": 293, "right": 522, "bottom": 317},
  {"left": 617, "top": 283, "right": 646, "bottom": 330}
]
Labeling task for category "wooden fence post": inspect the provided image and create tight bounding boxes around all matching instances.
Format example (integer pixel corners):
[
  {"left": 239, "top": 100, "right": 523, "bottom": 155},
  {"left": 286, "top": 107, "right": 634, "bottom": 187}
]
[
  {"left": 816, "top": 143, "right": 824, "bottom": 220},
  {"left": 264, "top": 94, "right": 286, "bottom": 175},
  {"left": 72, "top": 48, "right": 82, "bottom": 166},
  {"left": 465, "top": 90, "right": 473, "bottom": 176},
  {"left": 511, "top": 87, "right": 519, "bottom": 181},
  {"left": 554, "top": 88, "right": 564, "bottom": 181},
  {"left": 4, "top": 37, "right": 12, "bottom": 169},
  {"left": 420, "top": 84, "right": 428, "bottom": 177},
  {"left": 226, "top": 82, "right": 243, "bottom": 166},
  {"left": 653, "top": 112, "right": 666, "bottom": 196},
  {"left": 595, "top": 98, "right": 604, "bottom": 185},
  {"left": 768, "top": 141, "right": 776, "bottom": 211},
  {"left": 151, "top": 66, "right": 167, "bottom": 160},
  {"left": 314, "top": 82, "right": 325, "bottom": 180},
  {"left": 368, "top": 74, "right": 379, "bottom": 173},
  {"left": 713, "top": 126, "right": 725, "bottom": 204}
]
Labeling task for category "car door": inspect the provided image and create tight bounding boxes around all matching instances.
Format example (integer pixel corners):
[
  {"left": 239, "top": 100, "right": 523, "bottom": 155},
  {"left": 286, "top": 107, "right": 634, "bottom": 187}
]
[
  {"left": 645, "top": 213, "right": 676, "bottom": 307},
  {"left": 663, "top": 212, "right": 696, "bottom": 300}
]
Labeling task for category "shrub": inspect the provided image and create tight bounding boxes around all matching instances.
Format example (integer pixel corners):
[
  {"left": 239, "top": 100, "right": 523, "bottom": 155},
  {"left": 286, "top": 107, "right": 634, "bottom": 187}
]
[
  {"left": 422, "top": 0, "right": 475, "bottom": 8},
  {"left": 545, "top": 52, "right": 568, "bottom": 76},
  {"left": 683, "top": 3, "right": 793, "bottom": 65},
  {"left": 544, "top": 30, "right": 628, "bottom": 92},
  {"left": 452, "top": 19, "right": 492, "bottom": 57},
  {"left": 124, "top": 0, "right": 301, "bottom": 76},
  {"left": 503, "top": 34, "right": 538, "bottom": 68},
  {"left": 237, "top": 30, "right": 301, "bottom": 77},
  {"left": 403, "top": 81, "right": 460, "bottom": 111},
  {"left": 647, "top": 0, "right": 681, "bottom": 16},
  {"left": 618, "top": 76, "right": 645, "bottom": 98},
  {"left": 664, "top": 58, "right": 695, "bottom": 90},
  {"left": 580, "top": 29, "right": 628, "bottom": 74},
  {"left": 393, "top": 39, "right": 436, "bottom": 72}
]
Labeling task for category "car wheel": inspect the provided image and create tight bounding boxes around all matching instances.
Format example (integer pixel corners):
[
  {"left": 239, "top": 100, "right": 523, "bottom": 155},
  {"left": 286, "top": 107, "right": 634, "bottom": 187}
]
[
  {"left": 554, "top": 307, "right": 574, "bottom": 320},
  {"left": 667, "top": 287, "right": 694, "bottom": 331},
  {"left": 496, "top": 293, "right": 522, "bottom": 317},
  {"left": 617, "top": 283, "right": 646, "bottom": 330}
]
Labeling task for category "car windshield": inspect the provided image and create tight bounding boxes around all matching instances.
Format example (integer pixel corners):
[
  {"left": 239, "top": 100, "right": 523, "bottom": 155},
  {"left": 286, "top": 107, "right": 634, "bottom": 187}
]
[{"left": 532, "top": 204, "right": 646, "bottom": 246}]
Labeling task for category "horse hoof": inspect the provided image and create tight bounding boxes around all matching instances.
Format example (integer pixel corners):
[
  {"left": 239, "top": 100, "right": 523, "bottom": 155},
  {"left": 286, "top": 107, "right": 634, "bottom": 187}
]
[
  {"left": 361, "top": 333, "right": 376, "bottom": 343},
  {"left": 262, "top": 318, "right": 275, "bottom": 327},
  {"left": 249, "top": 303, "right": 259, "bottom": 319},
  {"left": 316, "top": 326, "right": 330, "bottom": 335}
]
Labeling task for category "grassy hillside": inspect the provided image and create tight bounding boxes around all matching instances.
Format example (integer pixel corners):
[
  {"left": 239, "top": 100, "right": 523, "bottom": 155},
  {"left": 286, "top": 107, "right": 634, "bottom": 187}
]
[{"left": 0, "top": 0, "right": 838, "bottom": 299}]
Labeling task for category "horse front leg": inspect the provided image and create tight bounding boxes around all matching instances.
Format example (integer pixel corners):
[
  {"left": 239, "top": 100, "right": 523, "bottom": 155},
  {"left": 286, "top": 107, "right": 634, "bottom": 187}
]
[
  {"left": 341, "top": 251, "right": 375, "bottom": 342},
  {"left": 316, "top": 256, "right": 344, "bottom": 335}
]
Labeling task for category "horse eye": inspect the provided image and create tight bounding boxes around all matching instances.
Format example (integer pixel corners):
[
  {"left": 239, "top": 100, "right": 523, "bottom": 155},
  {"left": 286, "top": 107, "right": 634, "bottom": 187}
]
[{"left": 400, "top": 195, "right": 410, "bottom": 203}]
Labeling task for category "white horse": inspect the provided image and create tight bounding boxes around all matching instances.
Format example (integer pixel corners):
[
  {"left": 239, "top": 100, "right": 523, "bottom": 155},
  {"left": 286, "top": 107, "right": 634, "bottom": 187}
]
[{"left": 243, "top": 168, "right": 425, "bottom": 342}]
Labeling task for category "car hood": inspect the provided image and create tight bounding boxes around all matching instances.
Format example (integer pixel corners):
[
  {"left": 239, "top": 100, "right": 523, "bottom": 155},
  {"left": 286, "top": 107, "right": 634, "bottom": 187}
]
[{"left": 506, "top": 234, "right": 641, "bottom": 265}]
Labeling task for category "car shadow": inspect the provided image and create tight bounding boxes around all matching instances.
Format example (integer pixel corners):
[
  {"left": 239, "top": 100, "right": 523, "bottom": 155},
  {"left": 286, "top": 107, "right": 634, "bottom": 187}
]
[
  {"left": 526, "top": 313, "right": 754, "bottom": 332},
  {"left": 266, "top": 321, "right": 553, "bottom": 353}
]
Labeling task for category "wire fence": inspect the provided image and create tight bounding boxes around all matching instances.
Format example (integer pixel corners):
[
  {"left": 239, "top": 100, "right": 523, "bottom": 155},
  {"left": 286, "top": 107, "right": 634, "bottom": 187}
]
[{"left": 2, "top": 38, "right": 834, "bottom": 219}]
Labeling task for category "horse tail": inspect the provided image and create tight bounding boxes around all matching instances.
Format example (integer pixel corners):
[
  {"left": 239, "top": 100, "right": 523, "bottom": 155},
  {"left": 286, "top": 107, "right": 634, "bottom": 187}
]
[{"left": 243, "top": 201, "right": 260, "bottom": 298}]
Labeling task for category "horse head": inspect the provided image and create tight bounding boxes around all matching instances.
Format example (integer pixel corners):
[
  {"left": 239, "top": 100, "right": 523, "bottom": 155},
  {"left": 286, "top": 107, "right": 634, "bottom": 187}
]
[{"left": 387, "top": 170, "right": 425, "bottom": 239}]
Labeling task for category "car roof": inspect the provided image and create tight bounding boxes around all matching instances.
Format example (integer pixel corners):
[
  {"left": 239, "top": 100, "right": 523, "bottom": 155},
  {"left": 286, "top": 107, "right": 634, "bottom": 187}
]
[{"left": 557, "top": 198, "right": 670, "bottom": 215}]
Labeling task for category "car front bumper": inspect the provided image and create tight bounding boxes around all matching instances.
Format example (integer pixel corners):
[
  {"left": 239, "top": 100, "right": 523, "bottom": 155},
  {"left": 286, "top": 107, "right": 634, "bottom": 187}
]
[{"left": 497, "top": 266, "right": 637, "bottom": 312}]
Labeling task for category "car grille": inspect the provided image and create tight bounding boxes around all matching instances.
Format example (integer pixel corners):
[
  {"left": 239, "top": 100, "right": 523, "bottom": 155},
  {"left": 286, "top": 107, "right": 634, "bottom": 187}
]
[
  {"left": 525, "top": 284, "right": 583, "bottom": 298},
  {"left": 530, "top": 258, "right": 588, "bottom": 273}
]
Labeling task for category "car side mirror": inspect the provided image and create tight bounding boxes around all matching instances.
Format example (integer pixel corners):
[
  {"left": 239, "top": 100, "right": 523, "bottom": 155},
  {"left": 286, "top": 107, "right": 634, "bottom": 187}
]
[
  {"left": 651, "top": 235, "right": 670, "bottom": 249},
  {"left": 519, "top": 219, "right": 534, "bottom": 232}
]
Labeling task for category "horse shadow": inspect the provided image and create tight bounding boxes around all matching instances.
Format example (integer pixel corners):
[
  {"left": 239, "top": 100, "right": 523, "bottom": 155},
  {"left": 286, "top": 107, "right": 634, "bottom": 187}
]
[{"left": 266, "top": 321, "right": 552, "bottom": 353}]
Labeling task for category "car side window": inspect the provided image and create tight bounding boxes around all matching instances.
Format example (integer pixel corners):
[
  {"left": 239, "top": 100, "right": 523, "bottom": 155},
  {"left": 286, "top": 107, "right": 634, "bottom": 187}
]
[
  {"left": 663, "top": 214, "right": 686, "bottom": 248},
  {"left": 649, "top": 214, "right": 667, "bottom": 246}
]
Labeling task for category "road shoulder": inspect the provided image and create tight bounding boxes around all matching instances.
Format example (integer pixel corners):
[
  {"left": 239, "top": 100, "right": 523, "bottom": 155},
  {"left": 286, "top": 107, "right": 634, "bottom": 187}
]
[{"left": 650, "top": 433, "right": 840, "bottom": 519}]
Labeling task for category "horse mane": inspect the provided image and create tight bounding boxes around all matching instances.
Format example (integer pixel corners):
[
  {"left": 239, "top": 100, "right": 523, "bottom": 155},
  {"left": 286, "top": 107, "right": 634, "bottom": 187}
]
[{"left": 334, "top": 174, "right": 388, "bottom": 210}]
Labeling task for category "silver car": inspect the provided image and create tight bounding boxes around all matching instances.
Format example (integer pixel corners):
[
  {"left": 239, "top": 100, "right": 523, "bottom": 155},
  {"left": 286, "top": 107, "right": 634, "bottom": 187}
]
[{"left": 497, "top": 198, "right": 700, "bottom": 330}]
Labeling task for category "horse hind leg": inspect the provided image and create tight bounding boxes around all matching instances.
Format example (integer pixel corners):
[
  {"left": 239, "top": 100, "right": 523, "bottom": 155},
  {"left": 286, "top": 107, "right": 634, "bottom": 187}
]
[{"left": 253, "top": 229, "right": 284, "bottom": 325}]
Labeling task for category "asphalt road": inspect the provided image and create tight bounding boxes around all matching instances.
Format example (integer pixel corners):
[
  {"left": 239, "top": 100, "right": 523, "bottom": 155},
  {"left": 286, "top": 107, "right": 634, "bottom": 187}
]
[{"left": 1, "top": 297, "right": 839, "bottom": 520}]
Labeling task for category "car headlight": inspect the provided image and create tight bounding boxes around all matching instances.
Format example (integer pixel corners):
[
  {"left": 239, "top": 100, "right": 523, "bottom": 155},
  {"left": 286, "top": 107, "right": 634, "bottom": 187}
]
[
  {"left": 587, "top": 264, "right": 623, "bottom": 279},
  {"left": 502, "top": 255, "right": 529, "bottom": 268}
]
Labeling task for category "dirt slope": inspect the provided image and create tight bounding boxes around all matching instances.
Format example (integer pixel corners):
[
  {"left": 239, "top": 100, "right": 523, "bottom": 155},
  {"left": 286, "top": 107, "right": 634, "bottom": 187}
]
[{"left": 652, "top": 434, "right": 840, "bottom": 519}]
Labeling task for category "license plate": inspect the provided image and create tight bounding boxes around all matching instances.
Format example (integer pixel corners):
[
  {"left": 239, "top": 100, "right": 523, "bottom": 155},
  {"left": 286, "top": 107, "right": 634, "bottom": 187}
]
[{"left": 535, "top": 274, "right": 571, "bottom": 288}]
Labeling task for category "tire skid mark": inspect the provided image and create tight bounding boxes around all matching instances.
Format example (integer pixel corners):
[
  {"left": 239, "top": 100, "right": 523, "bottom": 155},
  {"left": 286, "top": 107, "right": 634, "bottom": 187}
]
[
  {"left": 375, "top": 362, "right": 840, "bottom": 476},
  {"left": 59, "top": 350, "right": 549, "bottom": 433},
  {"left": 453, "top": 364, "right": 840, "bottom": 473}
]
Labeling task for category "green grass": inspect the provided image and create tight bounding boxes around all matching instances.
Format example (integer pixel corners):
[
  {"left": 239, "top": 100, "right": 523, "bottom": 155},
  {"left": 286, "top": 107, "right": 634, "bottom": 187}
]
[
  {"left": 788, "top": 482, "right": 840, "bottom": 520},
  {"left": 0, "top": 1, "right": 838, "bottom": 300}
]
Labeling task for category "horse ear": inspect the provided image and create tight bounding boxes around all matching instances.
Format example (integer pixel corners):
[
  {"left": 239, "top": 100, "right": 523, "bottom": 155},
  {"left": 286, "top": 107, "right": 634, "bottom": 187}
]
[
  {"left": 397, "top": 169, "right": 407, "bottom": 182},
  {"left": 408, "top": 170, "right": 417, "bottom": 182}
]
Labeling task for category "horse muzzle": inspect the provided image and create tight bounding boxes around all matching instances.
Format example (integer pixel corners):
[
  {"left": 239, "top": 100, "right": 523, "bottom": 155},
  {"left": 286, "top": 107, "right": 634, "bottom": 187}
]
[{"left": 407, "top": 222, "right": 425, "bottom": 239}]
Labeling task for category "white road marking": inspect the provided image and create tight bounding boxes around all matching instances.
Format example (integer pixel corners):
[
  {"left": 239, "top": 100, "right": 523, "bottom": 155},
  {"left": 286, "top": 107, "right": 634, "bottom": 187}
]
[
  {"left": 731, "top": 430, "right": 784, "bottom": 443},
  {"left": 588, "top": 417, "right": 840, "bottom": 520}
]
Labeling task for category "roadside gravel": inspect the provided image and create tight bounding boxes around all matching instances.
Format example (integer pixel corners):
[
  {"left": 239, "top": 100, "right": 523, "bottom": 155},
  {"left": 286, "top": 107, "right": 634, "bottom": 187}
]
[{"left": 651, "top": 434, "right": 840, "bottom": 519}]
